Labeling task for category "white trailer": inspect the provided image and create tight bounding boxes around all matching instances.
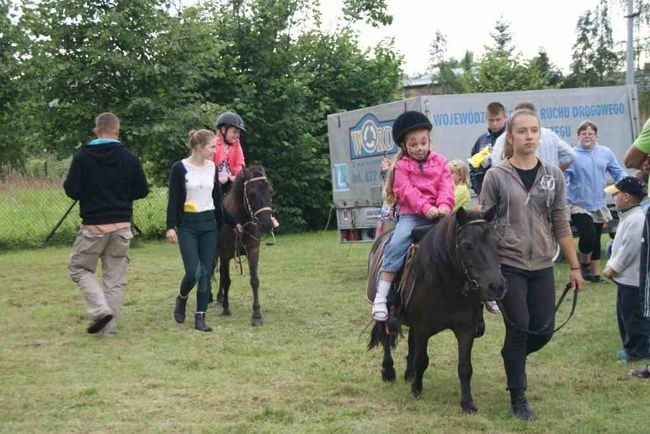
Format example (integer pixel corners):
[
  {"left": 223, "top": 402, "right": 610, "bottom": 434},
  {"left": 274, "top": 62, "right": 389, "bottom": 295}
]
[{"left": 327, "top": 86, "right": 641, "bottom": 242}]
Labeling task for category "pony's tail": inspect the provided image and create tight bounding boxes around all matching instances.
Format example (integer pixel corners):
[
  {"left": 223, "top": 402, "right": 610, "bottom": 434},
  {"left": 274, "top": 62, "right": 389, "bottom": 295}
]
[{"left": 367, "top": 321, "right": 399, "bottom": 350}]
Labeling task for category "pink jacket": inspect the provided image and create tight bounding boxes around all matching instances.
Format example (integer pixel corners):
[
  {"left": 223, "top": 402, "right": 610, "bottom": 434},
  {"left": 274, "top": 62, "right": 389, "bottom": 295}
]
[
  {"left": 213, "top": 135, "right": 245, "bottom": 176},
  {"left": 393, "top": 151, "right": 455, "bottom": 216}
]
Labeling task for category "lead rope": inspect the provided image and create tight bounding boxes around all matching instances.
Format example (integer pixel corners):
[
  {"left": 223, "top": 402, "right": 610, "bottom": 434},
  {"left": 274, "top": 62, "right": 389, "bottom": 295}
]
[{"left": 496, "top": 283, "right": 578, "bottom": 335}]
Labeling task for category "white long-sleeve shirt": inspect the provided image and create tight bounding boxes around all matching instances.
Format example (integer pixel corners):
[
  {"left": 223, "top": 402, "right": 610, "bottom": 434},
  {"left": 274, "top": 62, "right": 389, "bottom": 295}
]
[{"left": 490, "top": 127, "right": 575, "bottom": 168}]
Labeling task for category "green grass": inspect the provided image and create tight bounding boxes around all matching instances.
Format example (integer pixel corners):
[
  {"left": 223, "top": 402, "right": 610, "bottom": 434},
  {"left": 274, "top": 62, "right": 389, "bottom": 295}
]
[
  {"left": 0, "top": 182, "right": 167, "bottom": 250},
  {"left": 0, "top": 231, "right": 647, "bottom": 433}
]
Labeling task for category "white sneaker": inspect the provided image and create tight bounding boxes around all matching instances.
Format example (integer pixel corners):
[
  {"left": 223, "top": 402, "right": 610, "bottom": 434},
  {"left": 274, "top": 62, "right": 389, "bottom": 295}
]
[
  {"left": 484, "top": 300, "right": 500, "bottom": 314},
  {"left": 372, "top": 301, "right": 388, "bottom": 321}
]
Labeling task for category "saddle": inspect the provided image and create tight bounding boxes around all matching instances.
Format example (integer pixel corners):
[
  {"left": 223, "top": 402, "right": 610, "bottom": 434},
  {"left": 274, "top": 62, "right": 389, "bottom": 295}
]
[{"left": 366, "top": 224, "right": 435, "bottom": 310}]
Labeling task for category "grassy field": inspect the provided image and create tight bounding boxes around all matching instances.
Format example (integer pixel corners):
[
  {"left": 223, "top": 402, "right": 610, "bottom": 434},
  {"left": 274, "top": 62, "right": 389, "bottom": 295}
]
[
  {"left": 0, "top": 180, "right": 167, "bottom": 249},
  {"left": 0, "top": 231, "right": 648, "bottom": 433}
]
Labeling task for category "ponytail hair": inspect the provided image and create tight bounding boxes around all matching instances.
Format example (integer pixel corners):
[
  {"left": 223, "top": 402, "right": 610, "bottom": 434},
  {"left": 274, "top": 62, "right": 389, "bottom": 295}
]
[
  {"left": 503, "top": 108, "right": 539, "bottom": 160},
  {"left": 383, "top": 148, "right": 405, "bottom": 206},
  {"left": 186, "top": 129, "right": 215, "bottom": 151},
  {"left": 448, "top": 160, "right": 470, "bottom": 187}
]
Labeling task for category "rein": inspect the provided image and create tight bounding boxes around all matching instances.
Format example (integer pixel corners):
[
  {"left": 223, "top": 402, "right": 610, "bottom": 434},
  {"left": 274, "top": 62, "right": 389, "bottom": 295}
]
[
  {"left": 496, "top": 283, "right": 578, "bottom": 335},
  {"left": 455, "top": 219, "right": 488, "bottom": 294},
  {"left": 233, "top": 175, "right": 273, "bottom": 275},
  {"left": 242, "top": 176, "right": 273, "bottom": 229}
]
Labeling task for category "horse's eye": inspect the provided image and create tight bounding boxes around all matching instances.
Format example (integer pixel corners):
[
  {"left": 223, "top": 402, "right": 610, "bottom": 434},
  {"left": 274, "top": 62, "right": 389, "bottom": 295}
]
[{"left": 461, "top": 241, "right": 472, "bottom": 250}]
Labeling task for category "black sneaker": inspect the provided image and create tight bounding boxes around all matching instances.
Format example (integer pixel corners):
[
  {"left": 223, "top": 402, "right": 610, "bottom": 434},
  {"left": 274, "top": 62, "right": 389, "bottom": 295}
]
[
  {"left": 511, "top": 396, "right": 534, "bottom": 421},
  {"left": 87, "top": 314, "right": 113, "bottom": 334}
]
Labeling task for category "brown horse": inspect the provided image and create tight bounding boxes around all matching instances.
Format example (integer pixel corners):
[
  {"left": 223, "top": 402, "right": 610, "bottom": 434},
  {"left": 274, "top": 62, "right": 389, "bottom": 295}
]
[
  {"left": 215, "top": 166, "right": 274, "bottom": 326},
  {"left": 368, "top": 207, "right": 507, "bottom": 413}
]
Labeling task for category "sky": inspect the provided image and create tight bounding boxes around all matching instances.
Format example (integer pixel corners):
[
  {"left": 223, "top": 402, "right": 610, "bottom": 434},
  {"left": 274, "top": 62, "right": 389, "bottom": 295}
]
[{"left": 320, "top": 0, "right": 630, "bottom": 76}]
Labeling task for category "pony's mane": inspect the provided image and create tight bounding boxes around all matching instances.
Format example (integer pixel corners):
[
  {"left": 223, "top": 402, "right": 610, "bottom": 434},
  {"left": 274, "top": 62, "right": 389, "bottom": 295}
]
[{"left": 416, "top": 209, "right": 484, "bottom": 287}]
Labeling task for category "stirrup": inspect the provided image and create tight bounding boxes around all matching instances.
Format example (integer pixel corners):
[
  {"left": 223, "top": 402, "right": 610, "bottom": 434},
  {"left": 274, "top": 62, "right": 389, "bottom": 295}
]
[{"left": 372, "top": 302, "right": 388, "bottom": 321}]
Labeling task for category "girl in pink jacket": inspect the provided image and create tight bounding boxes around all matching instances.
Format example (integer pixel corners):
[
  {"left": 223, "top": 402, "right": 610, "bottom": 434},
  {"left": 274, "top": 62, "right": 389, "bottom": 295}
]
[
  {"left": 213, "top": 112, "right": 246, "bottom": 187},
  {"left": 372, "top": 111, "right": 455, "bottom": 321}
]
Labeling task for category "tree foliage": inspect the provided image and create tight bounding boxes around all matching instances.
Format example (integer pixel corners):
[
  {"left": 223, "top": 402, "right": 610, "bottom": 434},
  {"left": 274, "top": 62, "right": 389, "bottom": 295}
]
[
  {"left": 486, "top": 18, "right": 515, "bottom": 57},
  {"left": 566, "top": 1, "right": 622, "bottom": 87},
  {"left": 4, "top": 0, "right": 401, "bottom": 230},
  {"left": 0, "top": 0, "right": 24, "bottom": 168}
]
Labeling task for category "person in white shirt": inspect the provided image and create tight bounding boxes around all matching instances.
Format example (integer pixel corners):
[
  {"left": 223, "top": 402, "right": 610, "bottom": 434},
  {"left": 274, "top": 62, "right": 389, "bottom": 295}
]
[{"left": 490, "top": 102, "right": 574, "bottom": 170}]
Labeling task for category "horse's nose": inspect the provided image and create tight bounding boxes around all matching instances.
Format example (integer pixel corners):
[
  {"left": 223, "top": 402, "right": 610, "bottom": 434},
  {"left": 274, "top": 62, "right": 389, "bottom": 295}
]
[{"left": 489, "top": 282, "right": 507, "bottom": 300}]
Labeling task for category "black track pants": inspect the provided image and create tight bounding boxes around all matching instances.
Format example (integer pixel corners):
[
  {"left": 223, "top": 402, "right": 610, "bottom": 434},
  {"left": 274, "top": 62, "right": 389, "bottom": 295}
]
[{"left": 500, "top": 265, "right": 556, "bottom": 390}]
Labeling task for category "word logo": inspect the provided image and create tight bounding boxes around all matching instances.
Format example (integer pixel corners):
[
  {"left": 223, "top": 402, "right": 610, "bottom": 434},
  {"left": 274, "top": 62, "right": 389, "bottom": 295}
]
[{"left": 349, "top": 114, "right": 396, "bottom": 159}]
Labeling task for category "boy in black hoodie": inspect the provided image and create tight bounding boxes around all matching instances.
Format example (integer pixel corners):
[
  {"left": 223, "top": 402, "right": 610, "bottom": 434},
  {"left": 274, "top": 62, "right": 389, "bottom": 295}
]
[{"left": 64, "top": 113, "right": 149, "bottom": 335}]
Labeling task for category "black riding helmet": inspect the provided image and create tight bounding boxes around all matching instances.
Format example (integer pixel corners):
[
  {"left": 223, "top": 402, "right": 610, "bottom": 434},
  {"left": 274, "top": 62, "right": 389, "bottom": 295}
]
[
  {"left": 392, "top": 111, "right": 432, "bottom": 146},
  {"left": 215, "top": 112, "right": 246, "bottom": 132}
]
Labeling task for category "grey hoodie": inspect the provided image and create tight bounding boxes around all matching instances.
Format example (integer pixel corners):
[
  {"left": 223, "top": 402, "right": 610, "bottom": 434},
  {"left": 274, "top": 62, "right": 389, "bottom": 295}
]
[
  {"left": 480, "top": 159, "right": 572, "bottom": 270},
  {"left": 606, "top": 206, "right": 645, "bottom": 287}
]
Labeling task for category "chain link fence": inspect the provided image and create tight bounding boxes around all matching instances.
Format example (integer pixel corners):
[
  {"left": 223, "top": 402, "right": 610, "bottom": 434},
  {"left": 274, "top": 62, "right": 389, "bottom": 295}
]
[{"left": 0, "top": 159, "right": 167, "bottom": 250}]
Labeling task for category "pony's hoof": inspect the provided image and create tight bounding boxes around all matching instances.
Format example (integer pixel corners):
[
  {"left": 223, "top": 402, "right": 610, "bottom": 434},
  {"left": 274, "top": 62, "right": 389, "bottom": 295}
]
[
  {"left": 411, "top": 385, "right": 422, "bottom": 399},
  {"left": 221, "top": 309, "right": 231, "bottom": 316},
  {"left": 381, "top": 367, "right": 396, "bottom": 383},
  {"left": 461, "top": 401, "right": 478, "bottom": 414},
  {"left": 251, "top": 317, "right": 263, "bottom": 326}
]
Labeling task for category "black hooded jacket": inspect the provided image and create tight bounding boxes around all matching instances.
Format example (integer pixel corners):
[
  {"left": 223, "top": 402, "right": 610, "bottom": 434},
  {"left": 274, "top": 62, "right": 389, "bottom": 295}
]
[{"left": 63, "top": 140, "right": 149, "bottom": 225}]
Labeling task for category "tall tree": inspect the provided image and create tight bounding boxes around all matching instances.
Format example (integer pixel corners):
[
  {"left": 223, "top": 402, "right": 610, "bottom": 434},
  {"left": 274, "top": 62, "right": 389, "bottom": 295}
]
[
  {"left": 486, "top": 18, "right": 514, "bottom": 57},
  {"left": 468, "top": 17, "right": 553, "bottom": 92},
  {"left": 206, "top": 0, "right": 400, "bottom": 229},
  {"left": 426, "top": 30, "right": 466, "bottom": 94},
  {"left": 10, "top": 0, "right": 400, "bottom": 230},
  {"left": 0, "top": 0, "right": 24, "bottom": 169},
  {"left": 566, "top": 1, "right": 621, "bottom": 87},
  {"left": 530, "top": 48, "right": 564, "bottom": 87},
  {"left": 18, "top": 0, "right": 227, "bottom": 181}
]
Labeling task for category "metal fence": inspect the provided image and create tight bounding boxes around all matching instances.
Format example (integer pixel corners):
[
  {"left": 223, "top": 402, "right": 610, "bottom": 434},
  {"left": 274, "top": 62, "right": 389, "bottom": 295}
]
[{"left": 0, "top": 165, "right": 167, "bottom": 250}]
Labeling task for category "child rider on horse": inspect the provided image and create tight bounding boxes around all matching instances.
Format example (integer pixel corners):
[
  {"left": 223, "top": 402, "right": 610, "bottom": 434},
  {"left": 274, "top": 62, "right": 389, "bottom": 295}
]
[{"left": 371, "top": 111, "right": 455, "bottom": 321}]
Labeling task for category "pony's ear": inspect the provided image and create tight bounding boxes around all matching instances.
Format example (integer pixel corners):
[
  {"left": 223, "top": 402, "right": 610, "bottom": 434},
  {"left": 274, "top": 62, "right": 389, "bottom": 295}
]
[
  {"left": 482, "top": 206, "right": 497, "bottom": 222},
  {"left": 455, "top": 207, "right": 470, "bottom": 226}
]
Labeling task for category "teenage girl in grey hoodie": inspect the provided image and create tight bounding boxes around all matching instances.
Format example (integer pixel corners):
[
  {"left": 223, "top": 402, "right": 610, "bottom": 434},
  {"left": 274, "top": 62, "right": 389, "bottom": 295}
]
[{"left": 480, "top": 108, "right": 584, "bottom": 421}]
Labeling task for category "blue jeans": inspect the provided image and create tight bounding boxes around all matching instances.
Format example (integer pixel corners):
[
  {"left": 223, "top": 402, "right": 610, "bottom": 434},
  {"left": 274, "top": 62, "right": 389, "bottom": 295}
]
[{"left": 381, "top": 214, "right": 430, "bottom": 273}]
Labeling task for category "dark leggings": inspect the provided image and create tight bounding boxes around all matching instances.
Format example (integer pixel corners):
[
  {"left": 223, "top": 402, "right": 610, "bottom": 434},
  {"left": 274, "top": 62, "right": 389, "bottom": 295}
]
[
  {"left": 500, "top": 265, "right": 556, "bottom": 390},
  {"left": 571, "top": 213, "right": 603, "bottom": 260},
  {"left": 617, "top": 283, "right": 650, "bottom": 359},
  {"left": 177, "top": 211, "right": 217, "bottom": 312}
]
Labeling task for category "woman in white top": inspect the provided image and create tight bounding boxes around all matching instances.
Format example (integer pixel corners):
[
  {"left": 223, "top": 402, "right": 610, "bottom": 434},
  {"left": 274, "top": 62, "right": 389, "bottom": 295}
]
[{"left": 166, "top": 130, "right": 230, "bottom": 332}]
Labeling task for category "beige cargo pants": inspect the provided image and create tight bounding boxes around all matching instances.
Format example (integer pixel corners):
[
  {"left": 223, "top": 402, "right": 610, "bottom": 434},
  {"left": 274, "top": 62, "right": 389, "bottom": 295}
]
[{"left": 68, "top": 227, "right": 133, "bottom": 335}]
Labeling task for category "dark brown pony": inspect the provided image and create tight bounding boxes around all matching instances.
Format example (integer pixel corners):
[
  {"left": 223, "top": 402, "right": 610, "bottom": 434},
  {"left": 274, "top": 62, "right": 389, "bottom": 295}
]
[
  {"left": 215, "top": 166, "right": 274, "bottom": 326},
  {"left": 368, "top": 207, "right": 507, "bottom": 413}
]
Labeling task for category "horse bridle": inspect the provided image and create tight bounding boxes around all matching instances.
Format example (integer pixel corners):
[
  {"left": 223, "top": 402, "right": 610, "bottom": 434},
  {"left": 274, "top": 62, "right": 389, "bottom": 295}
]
[
  {"left": 456, "top": 219, "right": 578, "bottom": 332},
  {"left": 454, "top": 219, "right": 488, "bottom": 295},
  {"left": 242, "top": 176, "right": 273, "bottom": 229}
]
